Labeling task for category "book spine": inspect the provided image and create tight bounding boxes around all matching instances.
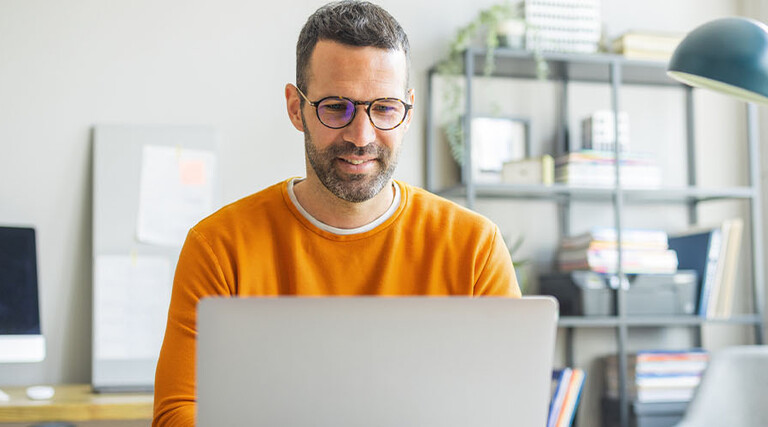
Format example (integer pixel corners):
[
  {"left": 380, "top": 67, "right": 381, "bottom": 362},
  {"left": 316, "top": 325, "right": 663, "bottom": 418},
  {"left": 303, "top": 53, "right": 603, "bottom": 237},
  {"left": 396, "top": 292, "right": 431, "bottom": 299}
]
[
  {"left": 548, "top": 368, "right": 572, "bottom": 427},
  {"left": 699, "top": 228, "right": 722, "bottom": 317},
  {"left": 556, "top": 368, "right": 586, "bottom": 427}
]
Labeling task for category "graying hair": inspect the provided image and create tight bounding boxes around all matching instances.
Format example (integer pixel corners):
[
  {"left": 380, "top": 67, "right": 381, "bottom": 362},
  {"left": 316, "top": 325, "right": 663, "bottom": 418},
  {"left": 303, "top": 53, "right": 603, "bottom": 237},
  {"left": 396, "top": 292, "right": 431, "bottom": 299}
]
[{"left": 296, "top": 1, "right": 410, "bottom": 96}]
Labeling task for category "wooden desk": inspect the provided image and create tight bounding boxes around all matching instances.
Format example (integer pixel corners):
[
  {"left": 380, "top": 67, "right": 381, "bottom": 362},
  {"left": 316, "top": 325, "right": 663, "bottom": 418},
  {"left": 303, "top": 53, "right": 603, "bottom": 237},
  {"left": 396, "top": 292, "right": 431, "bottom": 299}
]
[{"left": 0, "top": 384, "right": 152, "bottom": 426}]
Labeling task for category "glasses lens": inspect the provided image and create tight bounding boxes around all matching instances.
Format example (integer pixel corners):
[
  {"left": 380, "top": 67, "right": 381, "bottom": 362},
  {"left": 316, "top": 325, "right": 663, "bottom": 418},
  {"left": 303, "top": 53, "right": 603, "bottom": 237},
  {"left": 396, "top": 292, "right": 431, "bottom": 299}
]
[
  {"left": 370, "top": 99, "right": 406, "bottom": 130},
  {"left": 317, "top": 98, "right": 355, "bottom": 128}
]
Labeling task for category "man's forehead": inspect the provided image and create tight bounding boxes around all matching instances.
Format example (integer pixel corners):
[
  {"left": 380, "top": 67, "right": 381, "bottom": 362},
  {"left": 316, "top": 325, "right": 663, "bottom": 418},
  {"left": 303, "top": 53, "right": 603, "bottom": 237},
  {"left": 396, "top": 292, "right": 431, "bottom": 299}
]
[{"left": 305, "top": 40, "right": 408, "bottom": 94}]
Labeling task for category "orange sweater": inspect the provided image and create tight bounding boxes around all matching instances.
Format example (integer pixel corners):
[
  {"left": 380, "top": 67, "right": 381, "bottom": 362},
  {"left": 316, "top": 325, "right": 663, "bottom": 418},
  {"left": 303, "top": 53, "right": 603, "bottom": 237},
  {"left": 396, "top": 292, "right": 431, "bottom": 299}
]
[{"left": 153, "top": 179, "right": 520, "bottom": 426}]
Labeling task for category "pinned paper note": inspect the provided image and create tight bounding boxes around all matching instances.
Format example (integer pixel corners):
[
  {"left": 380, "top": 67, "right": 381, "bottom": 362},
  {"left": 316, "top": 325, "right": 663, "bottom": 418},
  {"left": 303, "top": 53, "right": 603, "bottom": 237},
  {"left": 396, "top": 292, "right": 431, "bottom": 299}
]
[
  {"left": 136, "top": 145, "right": 216, "bottom": 247},
  {"left": 93, "top": 255, "right": 172, "bottom": 360}
]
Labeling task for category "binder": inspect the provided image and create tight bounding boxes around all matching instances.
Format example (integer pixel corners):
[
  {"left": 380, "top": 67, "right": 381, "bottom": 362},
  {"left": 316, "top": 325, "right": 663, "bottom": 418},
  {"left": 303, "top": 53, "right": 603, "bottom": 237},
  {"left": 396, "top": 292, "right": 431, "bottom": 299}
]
[{"left": 667, "top": 227, "right": 721, "bottom": 316}]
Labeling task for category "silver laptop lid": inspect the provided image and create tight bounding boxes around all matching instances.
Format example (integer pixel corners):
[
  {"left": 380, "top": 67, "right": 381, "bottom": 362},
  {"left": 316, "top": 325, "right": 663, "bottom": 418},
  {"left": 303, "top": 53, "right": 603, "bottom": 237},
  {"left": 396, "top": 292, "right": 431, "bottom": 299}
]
[{"left": 197, "top": 297, "right": 558, "bottom": 427}]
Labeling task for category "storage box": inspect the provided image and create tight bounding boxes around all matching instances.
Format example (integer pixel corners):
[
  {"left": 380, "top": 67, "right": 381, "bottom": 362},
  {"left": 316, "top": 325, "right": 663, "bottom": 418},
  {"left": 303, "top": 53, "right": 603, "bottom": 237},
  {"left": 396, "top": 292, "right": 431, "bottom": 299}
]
[
  {"left": 539, "top": 270, "right": 698, "bottom": 316},
  {"left": 602, "top": 398, "right": 688, "bottom": 427}
]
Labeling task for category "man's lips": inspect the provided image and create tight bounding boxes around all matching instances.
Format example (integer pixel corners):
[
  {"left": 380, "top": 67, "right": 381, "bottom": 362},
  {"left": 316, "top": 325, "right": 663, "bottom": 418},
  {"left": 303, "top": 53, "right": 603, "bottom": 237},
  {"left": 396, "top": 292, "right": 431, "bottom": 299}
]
[
  {"left": 336, "top": 156, "right": 378, "bottom": 172},
  {"left": 339, "top": 156, "right": 376, "bottom": 165}
]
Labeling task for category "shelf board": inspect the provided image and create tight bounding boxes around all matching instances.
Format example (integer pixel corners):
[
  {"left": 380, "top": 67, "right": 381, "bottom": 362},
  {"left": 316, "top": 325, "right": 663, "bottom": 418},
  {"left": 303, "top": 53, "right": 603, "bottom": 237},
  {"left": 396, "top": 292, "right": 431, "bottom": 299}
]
[
  {"left": 437, "top": 184, "right": 755, "bottom": 203},
  {"left": 457, "top": 48, "right": 682, "bottom": 87},
  {"left": 558, "top": 314, "right": 763, "bottom": 327}
]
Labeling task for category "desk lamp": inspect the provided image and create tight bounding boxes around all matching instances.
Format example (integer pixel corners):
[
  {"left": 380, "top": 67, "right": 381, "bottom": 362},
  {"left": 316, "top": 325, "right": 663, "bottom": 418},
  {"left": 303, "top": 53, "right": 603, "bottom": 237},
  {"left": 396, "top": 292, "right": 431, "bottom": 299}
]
[{"left": 667, "top": 17, "right": 768, "bottom": 105}]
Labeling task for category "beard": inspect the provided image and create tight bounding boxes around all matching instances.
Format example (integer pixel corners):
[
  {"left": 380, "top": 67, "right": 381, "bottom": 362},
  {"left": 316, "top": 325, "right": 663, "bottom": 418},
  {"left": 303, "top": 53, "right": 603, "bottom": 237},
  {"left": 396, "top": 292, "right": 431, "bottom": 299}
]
[{"left": 302, "top": 114, "right": 400, "bottom": 203}]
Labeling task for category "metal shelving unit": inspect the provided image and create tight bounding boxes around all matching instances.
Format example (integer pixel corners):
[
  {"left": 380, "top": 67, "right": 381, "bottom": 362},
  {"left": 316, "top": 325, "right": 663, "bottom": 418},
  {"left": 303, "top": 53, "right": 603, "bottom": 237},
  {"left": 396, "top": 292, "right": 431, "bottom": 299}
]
[{"left": 425, "top": 48, "right": 766, "bottom": 427}]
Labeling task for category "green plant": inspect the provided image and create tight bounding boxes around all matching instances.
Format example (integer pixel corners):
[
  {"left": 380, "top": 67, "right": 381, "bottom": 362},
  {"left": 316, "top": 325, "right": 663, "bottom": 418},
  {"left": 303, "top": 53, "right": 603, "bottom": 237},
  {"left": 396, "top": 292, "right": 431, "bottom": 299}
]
[{"left": 435, "top": 1, "right": 548, "bottom": 165}]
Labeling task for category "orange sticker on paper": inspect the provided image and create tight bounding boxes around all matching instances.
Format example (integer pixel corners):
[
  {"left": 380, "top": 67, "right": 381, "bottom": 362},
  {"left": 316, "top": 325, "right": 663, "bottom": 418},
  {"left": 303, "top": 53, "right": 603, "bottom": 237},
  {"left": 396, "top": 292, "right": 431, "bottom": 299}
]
[{"left": 179, "top": 159, "right": 206, "bottom": 186}]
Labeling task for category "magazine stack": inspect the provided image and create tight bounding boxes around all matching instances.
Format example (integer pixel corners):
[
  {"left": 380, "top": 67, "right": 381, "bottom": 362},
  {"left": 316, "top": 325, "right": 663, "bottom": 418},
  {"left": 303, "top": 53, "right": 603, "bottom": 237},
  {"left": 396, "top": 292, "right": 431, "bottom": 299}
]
[
  {"left": 557, "top": 227, "right": 678, "bottom": 274},
  {"left": 604, "top": 349, "right": 709, "bottom": 403}
]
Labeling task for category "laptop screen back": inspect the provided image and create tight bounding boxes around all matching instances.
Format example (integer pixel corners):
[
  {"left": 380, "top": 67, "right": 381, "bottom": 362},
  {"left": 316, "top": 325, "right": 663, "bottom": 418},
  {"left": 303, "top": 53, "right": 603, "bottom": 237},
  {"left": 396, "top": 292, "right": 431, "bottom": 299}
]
[{"left": 197, "top": 297, "right": 558, "bottom": 427}]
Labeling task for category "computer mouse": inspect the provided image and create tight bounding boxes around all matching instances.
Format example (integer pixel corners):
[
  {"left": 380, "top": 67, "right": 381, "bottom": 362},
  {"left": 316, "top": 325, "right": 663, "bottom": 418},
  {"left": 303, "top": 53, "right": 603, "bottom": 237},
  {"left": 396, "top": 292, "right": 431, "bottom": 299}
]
[{"left": 26, "top": 385, "right": 55, "bottom": 400}]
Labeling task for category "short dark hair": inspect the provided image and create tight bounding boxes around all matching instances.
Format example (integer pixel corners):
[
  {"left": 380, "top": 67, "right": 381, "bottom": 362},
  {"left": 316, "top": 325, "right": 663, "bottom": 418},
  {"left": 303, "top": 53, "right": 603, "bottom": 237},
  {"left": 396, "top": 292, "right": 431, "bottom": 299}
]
[{"left": 296, "top": 1, "right": 410, "bottom": 95}]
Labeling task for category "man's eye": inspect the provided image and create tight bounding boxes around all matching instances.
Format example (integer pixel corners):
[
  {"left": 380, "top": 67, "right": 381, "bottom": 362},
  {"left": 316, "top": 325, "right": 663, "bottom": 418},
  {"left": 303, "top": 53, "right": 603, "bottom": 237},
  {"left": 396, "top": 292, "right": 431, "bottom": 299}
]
[
  {"left": 373, "top": 103, "right": 400, "bottom": 114},
  {"left": 323, "top": 103, "right": 349, "bottom": 112}
]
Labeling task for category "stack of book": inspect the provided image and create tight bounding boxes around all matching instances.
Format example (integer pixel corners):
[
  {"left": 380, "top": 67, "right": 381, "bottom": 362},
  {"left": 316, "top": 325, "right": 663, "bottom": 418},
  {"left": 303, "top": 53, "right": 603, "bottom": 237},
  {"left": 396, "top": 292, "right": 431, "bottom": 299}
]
[
  {"left": 612, "top": 31, "right": 685, "bottom": 61},
  {"left": 555, "top": 150, "right": 661, "bottom": 188},
  {"left": 548, "top": 367, "right": 586, "bottom": 427},
  {"left": 520, "top": 0, "right": 602, "bottom": 54},
  {"left": 604, "top": 350, "right": 709, "bottom": 403},
  {"left": 581, "top": 111, "right": 630, "bottom": 152},
  {"left": 667, "top": 219, "right": 744, "bottom": 318},
  {"left": 557, "top": 227, "right": 678, "bottom": 274}
]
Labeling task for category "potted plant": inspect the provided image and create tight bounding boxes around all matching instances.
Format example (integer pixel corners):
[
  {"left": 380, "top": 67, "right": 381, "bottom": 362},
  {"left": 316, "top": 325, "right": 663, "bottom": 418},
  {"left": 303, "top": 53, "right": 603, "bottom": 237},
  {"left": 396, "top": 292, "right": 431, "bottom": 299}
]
[{"left": 435, "top": 1, "right": 547, "bottom": 165}]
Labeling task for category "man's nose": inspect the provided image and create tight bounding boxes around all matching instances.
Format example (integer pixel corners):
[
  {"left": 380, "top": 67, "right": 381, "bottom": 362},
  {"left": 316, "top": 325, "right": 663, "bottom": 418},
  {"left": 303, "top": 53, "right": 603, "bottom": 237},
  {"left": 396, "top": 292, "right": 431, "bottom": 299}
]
[{"left": 343, "top": 105, "right": 377, "bottom": 147}]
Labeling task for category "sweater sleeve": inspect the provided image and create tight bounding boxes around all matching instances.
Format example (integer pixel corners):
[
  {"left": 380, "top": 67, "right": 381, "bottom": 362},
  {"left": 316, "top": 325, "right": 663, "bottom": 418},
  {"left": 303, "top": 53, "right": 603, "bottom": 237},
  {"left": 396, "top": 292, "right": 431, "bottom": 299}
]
[
  {"left": 473, "top": 226, "right": 522, "bottom": 297},
  {"left": 153, "top": 229, "right": 232, "bottom": 426}
]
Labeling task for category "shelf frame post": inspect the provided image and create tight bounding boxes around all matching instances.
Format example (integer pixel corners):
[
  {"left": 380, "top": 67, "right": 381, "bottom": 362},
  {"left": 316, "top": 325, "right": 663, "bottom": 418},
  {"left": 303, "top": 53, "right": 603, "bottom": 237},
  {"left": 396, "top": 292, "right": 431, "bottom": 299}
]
[
  {"left": 426, "top": 68, "right": 436, "bottom": 193},
  {"left": 610, "top": 60, "right": 630, "bottom": 427},
  {"left": 463, "top": 49, "right": 476, "bottom": 210},
  {"left": 746, "top": 103, "right": 766, "bottom": 344}
]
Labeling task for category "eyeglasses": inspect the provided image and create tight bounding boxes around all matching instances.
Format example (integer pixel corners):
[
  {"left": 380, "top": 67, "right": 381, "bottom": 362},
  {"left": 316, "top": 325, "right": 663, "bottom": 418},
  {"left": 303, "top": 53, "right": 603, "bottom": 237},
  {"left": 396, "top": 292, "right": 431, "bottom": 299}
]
[{"left": 296, "top": 86, "right": 413, "bottom": 131}]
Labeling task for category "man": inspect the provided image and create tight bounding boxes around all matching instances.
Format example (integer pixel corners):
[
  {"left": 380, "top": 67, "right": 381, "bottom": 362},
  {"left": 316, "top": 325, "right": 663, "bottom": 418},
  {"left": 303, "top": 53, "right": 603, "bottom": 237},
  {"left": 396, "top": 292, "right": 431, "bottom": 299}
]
[{"left": 152, "top": 1, "right": 520, "bottom": 425}]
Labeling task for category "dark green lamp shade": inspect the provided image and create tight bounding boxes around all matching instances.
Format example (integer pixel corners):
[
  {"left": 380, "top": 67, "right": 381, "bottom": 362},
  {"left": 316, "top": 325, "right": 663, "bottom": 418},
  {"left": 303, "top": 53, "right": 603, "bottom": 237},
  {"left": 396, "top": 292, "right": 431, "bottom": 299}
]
[{"left": 668, "top": 17, "right": 768, "bottom": 104}]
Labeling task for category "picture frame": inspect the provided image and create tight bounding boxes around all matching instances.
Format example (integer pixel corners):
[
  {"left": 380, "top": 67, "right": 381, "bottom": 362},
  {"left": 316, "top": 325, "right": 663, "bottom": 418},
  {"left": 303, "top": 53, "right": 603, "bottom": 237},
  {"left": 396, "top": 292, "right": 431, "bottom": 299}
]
[{"left": 470, "top": 116, "right": 531, "bottom": 183}]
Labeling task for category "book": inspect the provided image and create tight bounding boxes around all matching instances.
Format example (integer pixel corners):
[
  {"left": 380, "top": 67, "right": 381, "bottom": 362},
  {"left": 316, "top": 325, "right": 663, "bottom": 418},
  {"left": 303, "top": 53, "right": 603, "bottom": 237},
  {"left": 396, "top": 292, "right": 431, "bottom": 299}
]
[
  {"left": 557, "top": 247, "right": 678, "bottom": 274},
  {"left": 667, "top": 227, "right": 722, "bottom": 316},
  {"left": 555, "top": 368, "right": 586, "bottom": 427},
  {"left": 612, "top": 31, "right": 684, "bottom": 60},
  {"left": 547, "top": 368, "right": 573, "bottom": 427},
  {"left": 714, "top": 218, "right": 743, "bottom": 317},
  {"left": 560, "top": 227, "right": 670, "bottom": 250},
  {"left": 636, "top": 387, "right": 696, "bottom": 402},
  {"left": 603, "top": 350, "right": 708, "bottom": 403},
  {"left": 555, "top": 150, "right": 662, "bottom": 188}
]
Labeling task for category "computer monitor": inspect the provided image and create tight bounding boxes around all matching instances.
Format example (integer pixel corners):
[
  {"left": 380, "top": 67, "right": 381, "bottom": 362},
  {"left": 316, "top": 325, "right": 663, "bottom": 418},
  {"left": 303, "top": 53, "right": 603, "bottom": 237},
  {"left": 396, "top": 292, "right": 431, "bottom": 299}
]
[{"left": 0, "top": 226, "right": 45, "bottom": 363}]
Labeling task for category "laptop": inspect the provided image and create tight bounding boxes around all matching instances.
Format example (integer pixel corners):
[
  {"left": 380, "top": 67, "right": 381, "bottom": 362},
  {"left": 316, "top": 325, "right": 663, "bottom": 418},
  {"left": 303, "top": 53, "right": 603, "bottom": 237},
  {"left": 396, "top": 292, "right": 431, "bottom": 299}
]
[{"left": 197, "top": 297, "right": 558, "bottom": 427}]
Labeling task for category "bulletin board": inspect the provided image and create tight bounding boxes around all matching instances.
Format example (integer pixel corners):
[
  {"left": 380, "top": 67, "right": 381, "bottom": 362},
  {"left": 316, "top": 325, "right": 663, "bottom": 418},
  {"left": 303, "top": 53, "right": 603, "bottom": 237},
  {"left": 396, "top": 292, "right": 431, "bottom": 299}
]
[{"left": 91, "top": 125, "right": 219, "bottom": 391}]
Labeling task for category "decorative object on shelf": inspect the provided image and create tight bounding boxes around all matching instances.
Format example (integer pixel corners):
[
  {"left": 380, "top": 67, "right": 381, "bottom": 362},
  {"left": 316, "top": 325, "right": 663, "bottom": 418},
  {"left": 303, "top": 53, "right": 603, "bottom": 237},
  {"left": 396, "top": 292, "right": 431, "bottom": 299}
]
[
  {"left": 611, "top": 31, "right": 684, "bottom": 62},
  {"left": 521, "top": 0, "right": 602, "bottom": 54},
  {"left": 497, "top": 17, "right": 526, "bottom": 49},
  {"left": 502, "top": 154, "right": 554, "bottom": 185},
  {"left": 581, "top": 110, "right": 629, "bottom": 152},
  {"left": 435, "top": 1, "right": 548, "bottom": 165},
  {"left": 470, "top": 116, "right": 529, "bottom": 183},
  {"left": 554, "top": 150, "right": 661, "bottom": 188},
  {"left": 667, "top": 17, "right": 768, "bottom": 105}
]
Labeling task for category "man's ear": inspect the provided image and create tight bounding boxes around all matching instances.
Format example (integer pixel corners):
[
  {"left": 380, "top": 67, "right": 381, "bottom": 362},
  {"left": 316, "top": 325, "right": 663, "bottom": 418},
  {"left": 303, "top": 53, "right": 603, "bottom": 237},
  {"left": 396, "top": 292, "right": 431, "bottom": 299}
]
[
  {"left": 402, "top": 88, "right": 415, "bottom": 132},
  {"left": 285, "top": 84, "right": 305, "bottom": 132}
]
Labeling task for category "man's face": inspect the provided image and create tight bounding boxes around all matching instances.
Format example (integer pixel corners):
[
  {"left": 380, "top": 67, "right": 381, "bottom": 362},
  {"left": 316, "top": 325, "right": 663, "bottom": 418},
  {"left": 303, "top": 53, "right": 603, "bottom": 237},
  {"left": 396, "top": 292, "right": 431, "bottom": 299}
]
[{"left": 298, "top": 40, "right": 413, "bottom": 203}]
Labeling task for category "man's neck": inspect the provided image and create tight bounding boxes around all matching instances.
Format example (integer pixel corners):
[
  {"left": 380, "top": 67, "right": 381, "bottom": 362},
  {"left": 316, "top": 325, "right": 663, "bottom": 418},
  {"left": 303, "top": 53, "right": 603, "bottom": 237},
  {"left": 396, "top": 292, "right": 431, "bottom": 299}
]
[{"left": 293, "top": 176, "right": 395, "bottom": 229}]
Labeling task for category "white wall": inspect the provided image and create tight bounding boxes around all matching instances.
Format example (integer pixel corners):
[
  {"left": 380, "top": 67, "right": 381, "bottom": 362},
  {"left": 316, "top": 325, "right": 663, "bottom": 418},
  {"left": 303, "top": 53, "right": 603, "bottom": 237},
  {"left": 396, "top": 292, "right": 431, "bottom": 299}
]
[{"left": 0, "top": 0, "right": 758, "bottom": 423}]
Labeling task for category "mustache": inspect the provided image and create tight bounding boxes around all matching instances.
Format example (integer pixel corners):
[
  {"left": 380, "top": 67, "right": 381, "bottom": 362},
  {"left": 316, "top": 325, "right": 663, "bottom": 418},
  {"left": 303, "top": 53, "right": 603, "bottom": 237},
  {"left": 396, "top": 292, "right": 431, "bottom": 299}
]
[{"left": 323, "top": 141, "right": 388, "bottom": 158}]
